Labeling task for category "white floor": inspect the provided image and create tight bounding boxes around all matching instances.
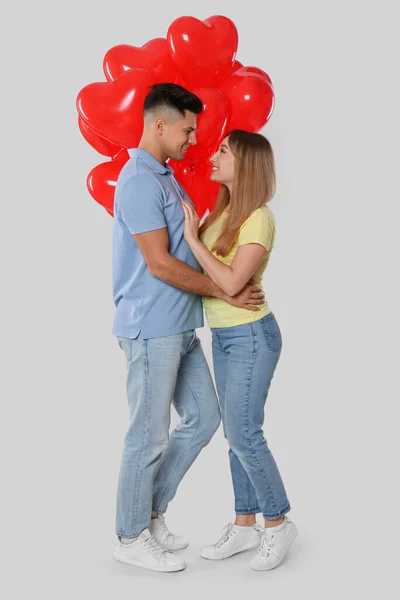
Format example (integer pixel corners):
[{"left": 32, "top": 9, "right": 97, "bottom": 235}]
[
  {"left": 12, "top": 422, "right": 390, "bottom": 600},
  {"left": 25, "top": 512, "right": 383, "bottom": 599}
]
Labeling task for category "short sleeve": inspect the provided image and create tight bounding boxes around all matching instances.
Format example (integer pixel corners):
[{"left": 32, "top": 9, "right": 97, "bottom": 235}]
[
  {"left": 119, "top": 174, "right": 166, "bottom": 235},
  {"left": 237, "top": 208, "right": 275, "bottom": 252}
]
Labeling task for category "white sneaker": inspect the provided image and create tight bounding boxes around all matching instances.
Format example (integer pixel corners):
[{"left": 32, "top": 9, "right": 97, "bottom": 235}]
[
  {"left": 149, "top": 513, "right": 188, "bottom": 551},
  {"left": 113, "top": 528, "right": 187, "bottom": 572},
  {"left": 251, "top": 517, "right": 298, "bottom": 571},
  {"left": 201, "top": 523, "right": 261, "bottom": 560}
]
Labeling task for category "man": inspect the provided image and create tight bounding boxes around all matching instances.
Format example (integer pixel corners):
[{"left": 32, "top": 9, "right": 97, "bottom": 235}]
[{"left": 112, "top": 83, "right": 265, "bottom": 572}]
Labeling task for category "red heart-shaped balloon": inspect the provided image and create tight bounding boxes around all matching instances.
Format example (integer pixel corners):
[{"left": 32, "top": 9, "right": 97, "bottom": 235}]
[
  {"left": 243, "top": 66, "right": 273, "bottom": 87},
  {"left": 220, "top": 67, "right": 275, "bottom": 133},
  {"left": 87, "top": 150, "right": 130, "bottom": 215},
  {"left": 229, "top": 59, "right": 243, "bottom": 75},
  {"left": 78, "top": 117, "right": 123, "bottom": 157},
  {"left": 170, "top": 160, "right": 220, "bottom": 216},
  {"left": 77, "top": 69, "right": 154, "bottom": 148},
  {"left": 183, "top": 88, "right": 228, "bottom": 163},
  {"left": 229, "top": 62, "right": 273, "bottom": 87},
  {"left": 104, "top": 38, "right": 181, "bottom": 84},
  {"left": 167, "top": 15, "right": 238, "bottom": 89}
]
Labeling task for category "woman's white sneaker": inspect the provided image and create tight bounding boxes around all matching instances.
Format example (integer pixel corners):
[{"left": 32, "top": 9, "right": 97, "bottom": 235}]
[
  {"left": 149, "top": 513, "right": 188, "bottom": 550},
  {"left": 251, "top": 517, "right": 298, "bottom": 571},
  {"left": 201, "top": 523, "right": 261, "bottom": 560},
  {"left": 113, "top": 528, "right": 187, "bottom": 572}
]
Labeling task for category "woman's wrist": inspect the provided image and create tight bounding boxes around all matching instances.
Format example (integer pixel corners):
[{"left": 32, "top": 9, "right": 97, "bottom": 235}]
[{"left": 186, "top": 236, "right": 201, "bottom": 253}]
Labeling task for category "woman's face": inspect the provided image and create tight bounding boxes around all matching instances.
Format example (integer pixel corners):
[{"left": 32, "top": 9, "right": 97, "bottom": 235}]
[{"left": 210, "top": 137, "right": 235, "bottom": 186}]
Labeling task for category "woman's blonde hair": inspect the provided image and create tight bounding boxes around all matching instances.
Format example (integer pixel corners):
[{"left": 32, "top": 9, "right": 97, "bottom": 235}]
[{"left": 199, "top": 130, "right": 276, "bottom": 257}]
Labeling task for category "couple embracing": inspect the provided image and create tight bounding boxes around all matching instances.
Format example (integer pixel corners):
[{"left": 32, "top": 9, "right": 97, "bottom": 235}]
[{"left": 111, "top": 83, "right": 297, "bottom": 573}]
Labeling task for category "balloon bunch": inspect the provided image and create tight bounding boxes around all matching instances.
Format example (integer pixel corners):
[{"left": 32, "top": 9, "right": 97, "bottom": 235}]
[{"left": 76, "top": 15, "right": 274, "bottom": 217}]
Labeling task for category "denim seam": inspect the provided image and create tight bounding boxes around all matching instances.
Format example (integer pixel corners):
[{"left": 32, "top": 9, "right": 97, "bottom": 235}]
[
  {"left": 246, "top": 472, "right": 251, "bottom": 510},
  {"left": 262, "top": 503, "right": 291, "bottom": 520},
  {"left": 246, "top": 327, "right": 258, "bottom": 511},
  {"left": 153, "top": 370, "right": 202, "bottom": 512},
  {"left": 235, "top": 506, "right": 262, "bottom": 514},
  {"left": 212, "top": 329, "right": 223, "bottom": 352},
  {"left": 244, "top": 324, "right": 278, "bottom": 514},
  {"left": 129, "top": 342, "right": 151, "bottom": 530}
]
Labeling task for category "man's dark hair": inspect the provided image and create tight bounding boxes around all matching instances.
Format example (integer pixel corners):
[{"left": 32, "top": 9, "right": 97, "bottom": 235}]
[{"left": 143, "top": 83, "right": 203, "bottom": 117}]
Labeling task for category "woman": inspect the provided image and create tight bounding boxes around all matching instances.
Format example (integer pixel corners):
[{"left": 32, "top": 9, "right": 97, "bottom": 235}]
[{"left": 181, "top": 130, "right": 297, "bottom": 571}]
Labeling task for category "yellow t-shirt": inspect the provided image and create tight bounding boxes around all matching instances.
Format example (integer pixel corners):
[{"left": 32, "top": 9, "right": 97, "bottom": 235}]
[{"left": 200, "top": 205, "right": 276, "bottom": 328}]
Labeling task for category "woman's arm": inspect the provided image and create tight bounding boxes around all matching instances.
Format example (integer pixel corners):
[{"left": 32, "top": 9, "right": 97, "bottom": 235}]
[{"left": 182, "top": 200, "right": 267, "bottom": 297}]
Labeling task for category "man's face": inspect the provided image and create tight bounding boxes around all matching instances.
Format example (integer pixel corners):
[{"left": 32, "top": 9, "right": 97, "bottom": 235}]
[{"left": 161, "top": 110, "right": 197, "bottom": 161}]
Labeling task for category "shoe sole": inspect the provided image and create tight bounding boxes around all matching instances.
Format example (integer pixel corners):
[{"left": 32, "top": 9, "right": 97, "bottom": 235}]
[
  {"left": 113, "top": 553, "right": 186, "bottom": 572},
  {"left": 201, "top": 539, "right": 260, "bottom": 561},
  {"left": 251, "top": 527, "right": 298, "bottom": 571}
]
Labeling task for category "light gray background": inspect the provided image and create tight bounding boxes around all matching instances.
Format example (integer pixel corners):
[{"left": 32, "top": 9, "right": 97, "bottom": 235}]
[{"left": 2, "top": 0, "right": 399, "bottom": 597}]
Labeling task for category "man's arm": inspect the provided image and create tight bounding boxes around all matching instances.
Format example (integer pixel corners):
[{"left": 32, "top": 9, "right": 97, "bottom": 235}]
[
  {"left": 134, "top": 228, "right": 264, "bottom": 309},
  {"left": 134, "top": 227, "right": 224, "bottom": 297}
]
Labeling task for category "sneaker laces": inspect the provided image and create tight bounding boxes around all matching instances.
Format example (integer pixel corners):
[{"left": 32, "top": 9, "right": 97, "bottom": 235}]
[
  {"left": 256, "top": 526, "right": 275, "bottom": 558},
  {"left": 156, "top": 513, "right": 175, "bottom": 546},
  {"left": 142, "top": 533, "right": 168, "bottom": 559},
  {"left": 215, "top": 523, "right": 235, "bottom": 548}
]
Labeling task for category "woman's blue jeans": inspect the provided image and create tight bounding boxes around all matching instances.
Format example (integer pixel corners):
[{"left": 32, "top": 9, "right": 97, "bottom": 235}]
[{"left": 211, "top": 313, "right": 291, "bottom": 520}]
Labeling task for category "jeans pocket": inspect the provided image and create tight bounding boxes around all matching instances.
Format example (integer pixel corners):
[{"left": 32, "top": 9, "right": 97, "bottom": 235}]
[
  {"left": 187, "top": 329, "right": 198, "bottom": 351},
  {"left": 260, "top": 314, "right": 282, "bottom": 353},
  {"left": 117, "top": 336, "right": 133, "bottom": 362}
]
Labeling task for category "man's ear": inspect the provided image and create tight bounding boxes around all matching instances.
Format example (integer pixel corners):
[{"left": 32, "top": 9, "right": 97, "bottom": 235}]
[{"left": 154, "top": 117, "right": 165, "bottom": 136}]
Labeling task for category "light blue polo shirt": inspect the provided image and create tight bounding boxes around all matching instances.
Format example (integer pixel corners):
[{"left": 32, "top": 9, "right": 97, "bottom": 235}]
[{"left": 112, "top": 148, "right": 204, "bottom": 339}]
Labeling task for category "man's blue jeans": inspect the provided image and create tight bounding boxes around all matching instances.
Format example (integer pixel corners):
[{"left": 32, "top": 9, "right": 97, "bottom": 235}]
[{"left": 116, "top": 330, "right": 220, "bottom": 538}]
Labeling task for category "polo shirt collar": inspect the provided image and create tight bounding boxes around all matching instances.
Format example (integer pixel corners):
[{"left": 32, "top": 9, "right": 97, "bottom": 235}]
[{"left": 128, "top": 148, "right": 173, "bottom": 175}]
